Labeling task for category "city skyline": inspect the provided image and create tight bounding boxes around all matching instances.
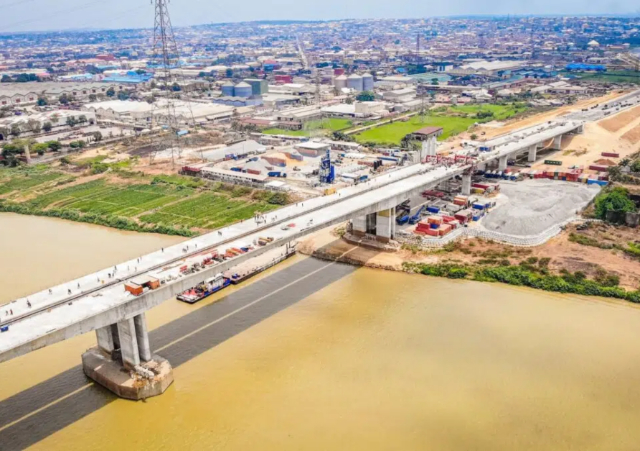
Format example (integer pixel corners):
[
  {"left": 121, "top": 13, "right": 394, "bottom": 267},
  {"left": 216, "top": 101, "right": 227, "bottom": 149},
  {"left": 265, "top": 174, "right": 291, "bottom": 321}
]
[{"left": 0, "top": 0, "right": 638, "bottom": 33}]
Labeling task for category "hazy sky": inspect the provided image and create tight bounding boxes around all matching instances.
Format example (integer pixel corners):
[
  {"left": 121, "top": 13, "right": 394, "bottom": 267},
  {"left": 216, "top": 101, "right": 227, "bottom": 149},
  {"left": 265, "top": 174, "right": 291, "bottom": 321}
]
[{"left": 0, "top": 0, "right": 636, "bottom": 33}]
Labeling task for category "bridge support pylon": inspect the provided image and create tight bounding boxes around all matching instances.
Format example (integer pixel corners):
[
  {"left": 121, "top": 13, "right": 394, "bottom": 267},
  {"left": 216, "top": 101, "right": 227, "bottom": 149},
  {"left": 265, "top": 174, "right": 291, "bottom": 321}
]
[
  {"left": 82, "top": 312, "right": 173, "bottom": 400},
  {"left": 498, "top": 155, "right": 508, "bottom": 171},
  {"left": 349, "top": 208, "right": 397, "bottom": 246},
  {"left": 461, "top": 174, "right": 472, "bottom": 196},
  {"left": 528, "top": 145, "right": 537, "bottom": 163},
  {"left": 552, "top": 134, "right": 563, "bottom": 150}
]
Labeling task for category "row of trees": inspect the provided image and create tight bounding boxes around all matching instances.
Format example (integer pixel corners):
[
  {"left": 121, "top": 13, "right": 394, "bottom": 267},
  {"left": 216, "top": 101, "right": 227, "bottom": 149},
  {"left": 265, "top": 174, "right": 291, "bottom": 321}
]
[{"left": 0, "top": 115, "right": 90, "bottom": 139}]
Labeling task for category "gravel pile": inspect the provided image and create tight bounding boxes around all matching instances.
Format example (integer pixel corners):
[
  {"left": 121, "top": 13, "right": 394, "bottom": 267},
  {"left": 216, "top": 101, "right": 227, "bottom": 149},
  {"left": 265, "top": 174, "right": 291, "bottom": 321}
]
[{"left": 482, "top": 179, "right": 600, "bottom": 237}]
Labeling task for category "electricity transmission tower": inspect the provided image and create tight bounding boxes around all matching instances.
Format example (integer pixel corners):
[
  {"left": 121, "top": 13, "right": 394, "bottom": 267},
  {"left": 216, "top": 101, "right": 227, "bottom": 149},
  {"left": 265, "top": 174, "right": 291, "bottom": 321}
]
[{"left": 149, "top": 0, "right": 191, "bottom": 167}]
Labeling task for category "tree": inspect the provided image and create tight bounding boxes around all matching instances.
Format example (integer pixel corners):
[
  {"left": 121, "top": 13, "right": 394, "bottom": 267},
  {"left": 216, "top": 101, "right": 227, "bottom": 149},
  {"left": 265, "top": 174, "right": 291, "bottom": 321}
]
[
  {"left": 631, "top": 159, "right": 640, "bottom": 173},
  {"left": 470, "top": 133, "right": 478, "bottom": 140},
  {"left": 59, "top": 93, "right": 70, "bottom": 105},
  {"left": 356, "top": 91, "right": 375, "bottom": 102},
  {"left": 431, "top": 78, "right": 439, "bottom": 85},
  {"left": 27, "top": 119, "right": 41, "bottom": 134},
  {"left": 78, "top": 115, "right": 87, "bottom": 124},
  {"left": 32, "top": 142, "right": 49, "bottom": 155},
  {"left": 171, "top": 83, "right": 181, "bottom": 92},
  {"left": 88, "top": 94, "right": 97, "bottom": 102},
  {"left": 92, "top": 131, "right": 103, "bottom": 142},
  {"left": 50, "top": 113, "right": 60, "bottom": 124},
  {"left": 117, "top": 90, "right": 130, "bottom": 101},
  {"left": 106, "top": 87, "right": 116, "bottom": 97},
  {"left": 225, "top": 68, "right": 233, "bottom": 78},
  {"left": 47, "top": 141, "right": 62, "bottom": 152},
  {"left": 1, "top": 75, "right": 12, "bottom": 83},
  {"left": 37, "top": 97, "right": 48, "bottom": 106},
  {"left": 595, "top": 187, "right": 636, "bottom": 223},
  {"left": 10, "top": 124, "right": 21, "bottom": 137},
  {"left": 66, "top": 116, "right": 77, "bottom": 127}
]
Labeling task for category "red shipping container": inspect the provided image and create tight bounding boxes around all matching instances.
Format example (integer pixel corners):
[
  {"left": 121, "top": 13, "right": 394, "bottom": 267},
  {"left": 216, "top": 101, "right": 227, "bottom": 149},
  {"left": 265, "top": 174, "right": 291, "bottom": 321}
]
[
  {"left": 424, "top": 229, "right": 439, "bottom": 237},
  {"left": 601, "top": 152, "right": 619, "bottom": 158}
]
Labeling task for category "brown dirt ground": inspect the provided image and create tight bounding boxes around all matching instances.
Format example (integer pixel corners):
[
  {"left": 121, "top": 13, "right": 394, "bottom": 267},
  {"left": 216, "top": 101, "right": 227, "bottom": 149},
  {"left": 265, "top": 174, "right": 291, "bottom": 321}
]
[
  {"left": 621, "top": 124, "right": 640, "bottom": 145},
  {"left": 598, "top": 105, "right": 640, "bottom": 133},
  {"left": 300, "top": 223, "right": 640, "bottom": 290}
]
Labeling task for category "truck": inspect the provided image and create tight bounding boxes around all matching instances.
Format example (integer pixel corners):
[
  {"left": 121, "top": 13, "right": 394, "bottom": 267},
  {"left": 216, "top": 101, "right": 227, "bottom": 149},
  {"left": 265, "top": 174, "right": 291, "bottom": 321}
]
[{"left": 396, "top": 214, "right": 410, "bottom": 225}]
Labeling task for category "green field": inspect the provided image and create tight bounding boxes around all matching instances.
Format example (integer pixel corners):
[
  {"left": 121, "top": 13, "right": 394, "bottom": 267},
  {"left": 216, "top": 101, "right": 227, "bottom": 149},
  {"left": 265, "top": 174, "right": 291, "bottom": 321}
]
[
  {"left": 577, "top": 71, "right": 640, "bottom": 85},
  {"left": 355, "top": 103, "right": 527, "bottom": 146},
  {"left": 448, "top": 103, "right": 528, "bottom": 120},
  {"left": 0, "top": 169, "right": 288, "bottom": 236},
  {"left": 0, "top": 169, "right": 71, "bottom": 196},
  {"left": 264, "top": 118, "right": 353, "bottom": 137},
  {"left": 139, "top": 193, "right": 276, "bottom": 229},
  {"left": 355, "top": 115, "right": 476, "bottom": 146}
]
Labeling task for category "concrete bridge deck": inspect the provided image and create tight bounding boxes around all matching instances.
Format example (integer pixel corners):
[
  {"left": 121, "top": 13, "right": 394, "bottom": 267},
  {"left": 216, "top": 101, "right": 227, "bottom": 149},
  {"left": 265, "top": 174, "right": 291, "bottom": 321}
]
[{"left": 0, "top": 162, "right": 466, "bottom": 362}]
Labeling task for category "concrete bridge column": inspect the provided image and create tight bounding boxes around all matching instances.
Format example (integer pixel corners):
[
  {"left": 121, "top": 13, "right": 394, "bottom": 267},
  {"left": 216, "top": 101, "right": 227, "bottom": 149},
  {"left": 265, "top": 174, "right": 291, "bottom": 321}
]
[
  {"left": 552, "top": 135, "right": 563, "bottom": 150},
  {"left": 375, "top": 208, "right": 395, "bottom": 242},
  {"left": 498, "top": 155, "right": 508, "bottom": 171},
  {"left": 461, "top": 174, "right": 472, "bottom": 196},
  {"left": 352, "top": 216, "right": 367, "bottom": 237},
  {"left": 95, "top": 325, "right": 115, "bottom": 354},
  {"left": 528, "top": 145, "right": 537, "bottom": 163},
  {"left": 117, "top": 317, "right": 140, "bottom": 369},
  {"left": 134, "top": 313, "right": 152, "bottom": 362}
]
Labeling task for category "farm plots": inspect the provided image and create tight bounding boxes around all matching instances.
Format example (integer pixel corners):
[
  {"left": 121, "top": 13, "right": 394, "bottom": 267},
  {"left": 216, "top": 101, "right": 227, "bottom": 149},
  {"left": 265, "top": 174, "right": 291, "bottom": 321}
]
[
  {"left": 11, "top": 176, "right": 281, "bottom": 234},
  {"left": 138, "top": 193, "right": 278, "bottom": 230},
  {"left": 27, "top": 179, "right": 192, "bottom": 217},
  {"left": 0, "top": 168, "right": 72, "bottom": 196}
]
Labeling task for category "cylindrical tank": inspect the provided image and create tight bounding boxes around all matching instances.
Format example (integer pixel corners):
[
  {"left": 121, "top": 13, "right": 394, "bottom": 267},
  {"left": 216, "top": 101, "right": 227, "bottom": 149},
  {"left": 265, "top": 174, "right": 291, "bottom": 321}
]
[
  {"left": 362, "top": 73, "right": 374, "bottom": 91},
  {"left": 234, "top": 82, "right": 252, "bottom": 98},
  {"left": 347, "top": 74, "right": 363, "bottom": 92},
  {"left": 334, "top": 74, "right": 348, "bottom": 90},
  {"left": 221, "top": 82, "right": 234, "bottom": 97}
]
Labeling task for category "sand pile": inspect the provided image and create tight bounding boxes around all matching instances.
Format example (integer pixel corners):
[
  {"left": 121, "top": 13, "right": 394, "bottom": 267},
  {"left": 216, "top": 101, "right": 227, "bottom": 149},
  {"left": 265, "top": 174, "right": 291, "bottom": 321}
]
[{"left": 482, "top": 180, "right": 600, "bottom": 237}]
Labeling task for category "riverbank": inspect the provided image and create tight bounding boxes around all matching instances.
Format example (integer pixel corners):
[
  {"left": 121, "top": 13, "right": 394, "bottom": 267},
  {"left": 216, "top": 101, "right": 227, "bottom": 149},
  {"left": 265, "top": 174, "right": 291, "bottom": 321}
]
[{"left": 299, "top": 225, "right": 640, "bottom": 303}]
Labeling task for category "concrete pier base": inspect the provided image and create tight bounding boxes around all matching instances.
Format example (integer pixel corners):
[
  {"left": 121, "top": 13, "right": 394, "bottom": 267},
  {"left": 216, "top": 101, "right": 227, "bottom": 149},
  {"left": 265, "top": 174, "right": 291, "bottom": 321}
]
[{"left": 82, "top": 347, "right": 174, "bottom": 400}]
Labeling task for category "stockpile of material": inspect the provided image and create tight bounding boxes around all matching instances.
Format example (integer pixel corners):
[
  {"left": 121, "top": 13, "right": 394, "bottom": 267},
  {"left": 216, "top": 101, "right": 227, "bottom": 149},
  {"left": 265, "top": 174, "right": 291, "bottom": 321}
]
[{"left": 482, "top": 179, "right": 600, "bottom": 237}]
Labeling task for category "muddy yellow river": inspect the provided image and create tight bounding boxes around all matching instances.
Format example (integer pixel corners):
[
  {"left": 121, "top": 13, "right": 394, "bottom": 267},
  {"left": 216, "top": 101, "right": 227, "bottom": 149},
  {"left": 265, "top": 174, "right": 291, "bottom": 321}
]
[{"left": 1, "top": 213, "right": 640, "bottom": 451}]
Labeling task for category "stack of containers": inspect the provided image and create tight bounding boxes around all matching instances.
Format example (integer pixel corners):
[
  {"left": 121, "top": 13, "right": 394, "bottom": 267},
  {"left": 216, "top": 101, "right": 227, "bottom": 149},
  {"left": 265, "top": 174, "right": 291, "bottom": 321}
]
[
  {"left": 454, "top": 195, "right": 469, "bottom": 207},
  {"left": 427, "top": 206, "right": 440, "bottom": 214},
  {"left": 454, "top": 210, "right": 472, "bottom": 224}
]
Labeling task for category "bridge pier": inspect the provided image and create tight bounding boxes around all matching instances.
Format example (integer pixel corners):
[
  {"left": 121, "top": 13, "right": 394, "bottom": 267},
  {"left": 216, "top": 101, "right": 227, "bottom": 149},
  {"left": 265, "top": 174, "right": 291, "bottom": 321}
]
[
  {"left": 528, "top": 145, "right": 537, "bottom": 163},
  {"left": 350, "top": 208, "right": 396, "bottom": 244},
  {"left": 83, "top": 312, "right": 173, "bottom": 400},
  {"left": 461, "top": 174, "right": 472, "bottom": 196},
  {"left": 552, "top": 135, "right": 563, "bottom": 150},
  {"left": 498, "top": 155, "right": 508, "bottom": 171}
]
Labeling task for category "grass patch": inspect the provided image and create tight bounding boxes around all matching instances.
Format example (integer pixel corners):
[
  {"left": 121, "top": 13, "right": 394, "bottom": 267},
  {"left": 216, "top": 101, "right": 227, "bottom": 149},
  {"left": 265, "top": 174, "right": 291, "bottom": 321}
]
[
  {"left": 263, "top": 118, "right": 353, "bottom": 137},
  {"left": 355, "top": 114, "right": 476, "bottom": 146}
]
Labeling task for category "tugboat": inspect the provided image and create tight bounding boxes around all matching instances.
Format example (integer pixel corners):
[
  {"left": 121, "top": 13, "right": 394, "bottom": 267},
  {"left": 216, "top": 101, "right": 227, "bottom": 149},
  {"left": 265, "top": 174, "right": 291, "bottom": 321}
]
[{"left": 177, "top": 273, "right": 230, "bottom": 304}]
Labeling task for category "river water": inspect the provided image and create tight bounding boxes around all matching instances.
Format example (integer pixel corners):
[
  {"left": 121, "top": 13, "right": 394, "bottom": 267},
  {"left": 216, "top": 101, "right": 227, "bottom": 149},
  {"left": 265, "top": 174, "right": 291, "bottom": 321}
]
[{"left": 1, "top": 213, "right": 640, "bottom": 450}]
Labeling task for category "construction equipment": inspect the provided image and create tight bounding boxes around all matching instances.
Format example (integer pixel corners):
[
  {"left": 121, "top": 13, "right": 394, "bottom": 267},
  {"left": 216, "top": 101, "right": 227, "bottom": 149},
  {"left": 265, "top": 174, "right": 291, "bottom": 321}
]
[{"left": 408, "top": 206, "right": 426, "bottom": 225}]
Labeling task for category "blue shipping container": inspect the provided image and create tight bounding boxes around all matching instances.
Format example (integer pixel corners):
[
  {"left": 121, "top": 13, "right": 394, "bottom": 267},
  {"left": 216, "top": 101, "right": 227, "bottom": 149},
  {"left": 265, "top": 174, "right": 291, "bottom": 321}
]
[
  {"left": 472, "top": 204, "right": 484, "bottom": 210},
  {"left": 430, "top": 223, "right": 439, "bottom": 229},
  {"left": 427, "top": 207, "right": 440, "bottom": 214}
]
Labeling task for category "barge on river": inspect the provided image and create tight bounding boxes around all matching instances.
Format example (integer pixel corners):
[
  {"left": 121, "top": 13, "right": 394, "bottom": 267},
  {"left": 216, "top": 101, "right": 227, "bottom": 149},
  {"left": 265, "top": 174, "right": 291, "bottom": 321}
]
[{"left": 177, "top": 246, "right": 296, "bottom": 304}]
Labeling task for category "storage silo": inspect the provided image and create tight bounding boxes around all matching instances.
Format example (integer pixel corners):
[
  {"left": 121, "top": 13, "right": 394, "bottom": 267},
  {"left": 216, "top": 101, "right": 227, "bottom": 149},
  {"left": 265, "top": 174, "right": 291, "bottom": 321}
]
[
  {"left": 334, "top": 74, "right": 348, "bottom": 90},
  {"left": 221, "top": 82, "right": 235, "bottom": 97},
  {"left": 362, "top": 73, "right": 374, "bottom": 91},
  {"left": 347, "top": 74, "right": 363, "bottom": 92},
  {"left": 234, "top": 82, "right": 252, "bottom": 98}
]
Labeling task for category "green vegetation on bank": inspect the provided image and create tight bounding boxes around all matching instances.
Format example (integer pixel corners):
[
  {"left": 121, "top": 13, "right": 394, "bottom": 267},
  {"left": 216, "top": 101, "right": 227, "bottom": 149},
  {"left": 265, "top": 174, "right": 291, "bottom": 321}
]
[
  {"left": 404, "top": 261, "right": 640, "bottom": 304},
  {"left": 0, "top": 167, "right": 287, "bottom": 236}
]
